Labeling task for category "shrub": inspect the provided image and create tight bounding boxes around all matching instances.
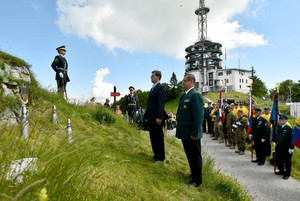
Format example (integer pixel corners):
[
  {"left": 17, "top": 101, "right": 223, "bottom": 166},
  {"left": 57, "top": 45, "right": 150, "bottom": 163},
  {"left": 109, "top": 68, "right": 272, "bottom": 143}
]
[{"left": 93, "top": 107, "right": 116, "bottom": 124}]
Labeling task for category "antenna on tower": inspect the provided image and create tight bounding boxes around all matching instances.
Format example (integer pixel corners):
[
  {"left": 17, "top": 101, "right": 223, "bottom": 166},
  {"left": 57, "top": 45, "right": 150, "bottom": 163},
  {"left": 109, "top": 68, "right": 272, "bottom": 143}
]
[{"left": 195, "top": 0, "right": 210, "bottom": 41}]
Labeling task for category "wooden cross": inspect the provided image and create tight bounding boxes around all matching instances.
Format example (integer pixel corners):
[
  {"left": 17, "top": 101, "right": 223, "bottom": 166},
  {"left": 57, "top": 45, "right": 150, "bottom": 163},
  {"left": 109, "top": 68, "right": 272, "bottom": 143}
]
[{"left": 110, "top": 86, "right": 120, "bottom": 111}]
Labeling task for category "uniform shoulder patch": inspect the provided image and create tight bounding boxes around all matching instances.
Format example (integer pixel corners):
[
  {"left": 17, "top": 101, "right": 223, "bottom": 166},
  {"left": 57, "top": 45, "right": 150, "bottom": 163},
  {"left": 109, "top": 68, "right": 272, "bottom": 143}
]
[{"left": 55, "top": 57, "right": 59, "bottom": 62}]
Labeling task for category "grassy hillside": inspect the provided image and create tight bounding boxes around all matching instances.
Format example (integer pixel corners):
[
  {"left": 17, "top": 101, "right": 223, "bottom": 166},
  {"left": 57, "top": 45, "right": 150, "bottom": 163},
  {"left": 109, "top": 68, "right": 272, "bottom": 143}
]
[{"left": 0, "top": 52, "right": 250, "bottom": 200}]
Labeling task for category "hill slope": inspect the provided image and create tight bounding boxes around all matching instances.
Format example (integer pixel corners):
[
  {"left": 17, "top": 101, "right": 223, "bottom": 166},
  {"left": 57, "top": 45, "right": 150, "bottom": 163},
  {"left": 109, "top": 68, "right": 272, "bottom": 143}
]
[{"left": 0, "top": 51, "right": 250, "bottom": 200}]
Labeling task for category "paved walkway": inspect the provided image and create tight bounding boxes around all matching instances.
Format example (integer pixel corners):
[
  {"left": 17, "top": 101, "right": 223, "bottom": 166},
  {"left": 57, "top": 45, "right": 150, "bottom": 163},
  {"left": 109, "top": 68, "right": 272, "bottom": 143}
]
[{"left": 201, "top": 133, "right": 300, "bottom": 201}]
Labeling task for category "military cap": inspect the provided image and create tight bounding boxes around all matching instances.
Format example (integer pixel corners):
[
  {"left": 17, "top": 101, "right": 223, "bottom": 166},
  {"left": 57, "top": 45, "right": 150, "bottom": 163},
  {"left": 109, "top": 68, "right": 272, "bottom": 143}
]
[
  {"left": 245, "top": 102, "right": 249, "bottom": 106},
  {"left": 239, "top": 102, "right": 244, "bottom": 105},
  {"left": 264, "top": 107, "right": 270, "bottom": 110},
  {"left": 238, "top": 110, "right": 243, "bottom": 113},
  {"left": 56, "top": 45, "right": 66, "bottom": 51},
  {"left": 129, "top": 86, "right": 135, "bottom": 90},
  {"left": 255, "top": 108, "right": 262, "bottom": 112},
  {"left": 223, "top": 100, "right": 228, "bottom": 103},
  {"left": 208, "top": 102, "right": 212, "bottom": 104},
  {"left": 234, "top": 102, "right": 238, "bottom": 105},
  {"left": 279, "top": 114, "right": 288, "bottom": 120},
  {"left": 212, "top": 103, "right": 216, "bottom": 105},
  {"left": 228, "top": 106, "right": 234, "bottom": 110}
]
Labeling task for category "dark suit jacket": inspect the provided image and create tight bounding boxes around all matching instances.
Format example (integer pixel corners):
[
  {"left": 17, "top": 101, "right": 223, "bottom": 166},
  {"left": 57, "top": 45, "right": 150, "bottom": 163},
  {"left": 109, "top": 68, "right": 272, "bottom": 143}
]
[
  {"left": 144, "top": 82, "right": 166, "bottom": 122},
  {"left": 51, "top": 55, "right": 70, "bottom": 82},
  {"left": 176, "top": 88, "right": 204, "bottom": 140}
]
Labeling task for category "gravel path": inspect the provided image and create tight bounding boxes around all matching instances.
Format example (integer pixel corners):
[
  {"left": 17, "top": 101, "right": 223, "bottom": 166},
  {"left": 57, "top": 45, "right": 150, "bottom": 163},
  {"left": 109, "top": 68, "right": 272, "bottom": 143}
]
[{"left": 201, "top": 133, "right": 300, "bottom": 201}]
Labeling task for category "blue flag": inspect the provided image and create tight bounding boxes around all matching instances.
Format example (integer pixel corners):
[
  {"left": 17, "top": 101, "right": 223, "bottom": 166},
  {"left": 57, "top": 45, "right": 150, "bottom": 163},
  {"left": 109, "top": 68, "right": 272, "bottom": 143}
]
[{"left": 270, "top": 94, "right": 278, "bottom": 141}]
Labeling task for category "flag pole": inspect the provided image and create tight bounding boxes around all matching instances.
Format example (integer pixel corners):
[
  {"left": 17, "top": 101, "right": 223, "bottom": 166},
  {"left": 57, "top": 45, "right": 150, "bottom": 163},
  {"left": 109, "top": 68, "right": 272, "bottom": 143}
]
[
  {"left": 249, "top": 79, "right": 253, "bottom": 161},
  {"left": 274, "top": 83, "right": 280, "bottom": 173},
  {"left": 225, "top": 47, "right": 227, "bottom": 101}
]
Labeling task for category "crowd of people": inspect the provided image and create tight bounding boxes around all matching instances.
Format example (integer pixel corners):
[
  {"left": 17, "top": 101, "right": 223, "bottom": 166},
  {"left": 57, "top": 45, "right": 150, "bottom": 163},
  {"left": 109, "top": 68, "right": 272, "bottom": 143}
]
[{"left": 203, "top": 101, "right": 295, "bottom": 180}]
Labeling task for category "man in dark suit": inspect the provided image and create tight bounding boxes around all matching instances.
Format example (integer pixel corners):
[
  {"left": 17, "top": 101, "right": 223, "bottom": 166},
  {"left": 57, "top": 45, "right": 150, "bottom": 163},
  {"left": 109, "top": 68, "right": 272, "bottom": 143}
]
[
  {"left": 144, "top": 70, "right": 166, "bottom": 163},
  {"left": 176, "top": 74, "right": 204, "bottom": 187},
  {"left": 51, "top": 45, "right": 70, "bottom": 93},
  {"left": 252, "top": 108, "right": 268, "bottom": 165}
]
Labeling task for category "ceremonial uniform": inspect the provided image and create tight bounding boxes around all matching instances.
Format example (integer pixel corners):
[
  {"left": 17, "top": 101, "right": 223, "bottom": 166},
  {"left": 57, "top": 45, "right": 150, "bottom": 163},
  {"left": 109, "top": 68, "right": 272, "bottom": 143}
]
[
  {"left": 233, "top": 116, "right": 248, "bottom": 153},
  {"left": 226, "top": 111, "right": 236, "bottom": 147},
  {"left": 125, "top": 93, "right": 139, "bottom": 121},
  {"left": 252, "top": 115, "right": 268, "bottom": 165},
  {"left": 51, "top": 46, "right": 70, "bottom": 92},
  {"left": 212, "top": 110, "right": 223, "bottom": 140},
  {"left": 275, "top": 118, "right": 294, "bottom": 178}
]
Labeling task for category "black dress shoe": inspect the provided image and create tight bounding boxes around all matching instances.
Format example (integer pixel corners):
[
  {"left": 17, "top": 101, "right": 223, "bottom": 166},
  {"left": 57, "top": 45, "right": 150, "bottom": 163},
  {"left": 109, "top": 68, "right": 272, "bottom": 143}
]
[
  {"left": 151, "top": 159, "right": 164, "bottom": 163},
  {"left": 257, "top": 162, "right": 265, "bottom": 166},
  {"left": 252, "top": 159, "right": 259, "bottom": 163},
  {"left": 283, "top": 175, "right": 289, "bottom": 179},
  {"left": 186, "top": 180, "right": 201, "bottom": 187},
  {"left": 275, "top": 171, "right": 284, "bottom": 175}
]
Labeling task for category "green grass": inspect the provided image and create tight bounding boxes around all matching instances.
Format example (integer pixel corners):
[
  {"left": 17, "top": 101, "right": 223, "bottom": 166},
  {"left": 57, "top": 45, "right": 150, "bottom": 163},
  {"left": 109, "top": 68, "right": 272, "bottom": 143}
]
[
  {"left": 0, "top": 51, "right": 30, "bottom": 68},
  {"left": 0, "top": 89, "right": 251, "bottom": 200}
]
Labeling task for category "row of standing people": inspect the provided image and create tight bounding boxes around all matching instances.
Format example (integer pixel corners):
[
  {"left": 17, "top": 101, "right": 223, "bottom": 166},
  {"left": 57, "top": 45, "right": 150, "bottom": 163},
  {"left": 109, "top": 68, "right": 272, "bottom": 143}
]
[{"left": 203, "top": 101, "right": 295, "bottom": 180}]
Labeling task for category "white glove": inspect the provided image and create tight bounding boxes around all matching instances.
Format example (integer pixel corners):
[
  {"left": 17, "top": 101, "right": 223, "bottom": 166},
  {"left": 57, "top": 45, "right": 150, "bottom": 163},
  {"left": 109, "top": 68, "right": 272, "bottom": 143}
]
[
  {"left": 236, "top": 121, "right": 241, "bottom": 125},
  {"left": 213, "top": 115, "right": 216, "bottom": 118},
  {"left": 232, "top": 129, "right": 234, "bottom": 132},
  {"left": 273, "top": 142, "right": 276, "bottom": 147},
  {"left": 249, "top": 134, "right": 253, "bottom": 139},
  {"left": 261, "top": 139, "right": 265, "bottom": 143},
  {"left": 233, "top": 124, "right": 238, "bottom": 128},
  {"left": 219, "top": 122, "right": 222, "bottom": 126},
  {"left": 288, "top": 149, "right": 294, "bottom": 154},
  {"left": 59, "top": 72, "right": 64, "bottom": 78}
]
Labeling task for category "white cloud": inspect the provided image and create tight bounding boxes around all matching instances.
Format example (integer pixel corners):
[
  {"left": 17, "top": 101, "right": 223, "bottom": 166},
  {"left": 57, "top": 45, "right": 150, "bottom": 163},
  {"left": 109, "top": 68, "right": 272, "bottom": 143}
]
[
  {"left": 91, "top": 68, "right": 126, "bottom": 103},
  {"left": 56, "top": 0, "right": 267, "bottom": 59}
]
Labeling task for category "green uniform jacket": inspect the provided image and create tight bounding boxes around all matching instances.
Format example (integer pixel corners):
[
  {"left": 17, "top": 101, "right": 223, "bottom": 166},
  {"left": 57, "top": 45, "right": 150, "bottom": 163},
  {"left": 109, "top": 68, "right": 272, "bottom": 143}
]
[
  {"left": 276, "top": 124, "right": 295, "bottom": 149},
  {"left": 205, "top": 107, "right": 213, "bottom": 119},
  {"left": 252, "top": 116, "right": 268, "bottom": 139},
  {"left": 234, "top": 117, "right": 248, "bottom": 133},
  {"left": 176, "top": 88, "right": 204, "bottom": 140},
  {"left": 226, "top": 113, "right": 236, "bottom": 129}
]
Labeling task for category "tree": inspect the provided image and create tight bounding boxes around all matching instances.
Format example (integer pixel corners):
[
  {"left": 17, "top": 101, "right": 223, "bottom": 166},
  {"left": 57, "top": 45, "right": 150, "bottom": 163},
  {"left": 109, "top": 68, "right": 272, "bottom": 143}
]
[
  {"left": 250, "top": 67, "right": 268, "bottom": 98},
  {"left": 292, "top": 80, "right": 300, "bottom": 102},
  {"left": 117, "top": 90, "right": 149, "bottom": 112},
  {"left": 279, "top": 80, "right": 294, "bottom": 97}
]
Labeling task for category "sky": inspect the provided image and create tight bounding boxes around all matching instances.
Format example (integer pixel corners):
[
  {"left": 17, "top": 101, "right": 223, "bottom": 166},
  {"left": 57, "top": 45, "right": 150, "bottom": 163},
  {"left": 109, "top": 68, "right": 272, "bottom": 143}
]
[{"left": 1, "top": 0, "right": 299, "bottom": 103}]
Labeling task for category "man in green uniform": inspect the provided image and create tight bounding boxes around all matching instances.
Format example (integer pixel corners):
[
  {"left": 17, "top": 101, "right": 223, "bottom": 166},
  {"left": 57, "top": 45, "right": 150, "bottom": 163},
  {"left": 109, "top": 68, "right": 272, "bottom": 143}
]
[
  {"left": 202, "top": 104, "right": 207, "bottom": 134},
  {"left": 206, "top": 102, "right": 213, "bottom": 135},
  {"left": 51, "top": 45, "right": 70, "bottom": 93},
  {"left": 274, "top": 114, "right": 294, "bottom": 179},
  {"left": 176, "top": 74, "right": 204, "bottom": 187},
  {"left": 125, "top": 86, "right": 139, "bottom": 121},
  {"left": 212, "top": 106, "right": 224, "bottom": 141},
  {"left": 233, "top": 110, "right": 248, "bottom": 154},
  {"left": 226, "top": 106, "right": 236, "bottom": 149},
  {"left": 252, "top": 108, "right": 268, "bottom": 165}
]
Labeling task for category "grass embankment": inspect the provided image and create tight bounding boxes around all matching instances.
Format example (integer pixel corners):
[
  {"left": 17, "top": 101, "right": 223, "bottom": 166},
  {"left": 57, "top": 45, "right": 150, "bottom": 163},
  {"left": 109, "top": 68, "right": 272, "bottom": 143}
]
[
  {"left": 0, "top": 51, "right": 250, "bottom": 200},
  {"left": 0, "top": 89, "right": 250, "bottom": 200},
  {"left": 165, "top": 91, "right": 300, "bottom": 181}
]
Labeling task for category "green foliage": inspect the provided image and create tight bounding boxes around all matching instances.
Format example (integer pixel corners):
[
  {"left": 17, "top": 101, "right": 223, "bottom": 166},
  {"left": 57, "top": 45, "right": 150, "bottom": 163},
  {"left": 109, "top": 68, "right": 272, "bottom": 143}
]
[
  {"left": 92, "top": 106, "right": 116, "bottom": 124},
  {"left": 162, "top": 72, "right": 183, "bottom": 102},
  {"left": 0, "top": 75, "right": 4, "bottom": 84},
  {"left": 0, "top": 62, "right": 5, "bottom": 70},
  {"left": 117, "top": 89, "right": 149, "bottom": 112},
  {"left": 0, "top": 51, "right": 30, "bottom": 68},
  {"left": 250, "top": 67, "right": 268, "bottom": 98}
]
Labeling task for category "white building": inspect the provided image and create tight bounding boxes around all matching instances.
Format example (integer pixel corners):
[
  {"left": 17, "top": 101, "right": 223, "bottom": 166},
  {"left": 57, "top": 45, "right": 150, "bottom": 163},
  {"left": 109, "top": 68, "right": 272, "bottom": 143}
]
[{"left": 188, "top": 67, "right": 251, "bottom": 94}]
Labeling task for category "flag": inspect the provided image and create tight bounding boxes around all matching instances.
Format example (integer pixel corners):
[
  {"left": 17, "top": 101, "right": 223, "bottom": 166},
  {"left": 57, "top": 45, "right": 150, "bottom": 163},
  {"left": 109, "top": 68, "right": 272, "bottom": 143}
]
[
  {"left": 270, "top": 93, "right": 278, "bottom": 141},
  {"left": 292, "top": 114, "right": 300, "bottom": 149},
  {"left": 248, "top": 90, "right": 253, "bottom": 132},
  {"left": 219, "top": 89, "right": 225, "bottom": 123}
]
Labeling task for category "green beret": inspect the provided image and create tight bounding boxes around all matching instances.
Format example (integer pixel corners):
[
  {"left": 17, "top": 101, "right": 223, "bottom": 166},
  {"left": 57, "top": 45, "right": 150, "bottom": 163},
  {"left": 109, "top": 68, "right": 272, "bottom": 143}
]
[{"left": 279, "top": 114, "right": 288, "bottom": 120}]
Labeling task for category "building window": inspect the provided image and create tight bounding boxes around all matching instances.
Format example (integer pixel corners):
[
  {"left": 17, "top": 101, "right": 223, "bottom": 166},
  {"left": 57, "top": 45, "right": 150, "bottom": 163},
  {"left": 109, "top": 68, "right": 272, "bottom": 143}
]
[
  {"left": 242, "top": 79, "right": 244, "bottom": 83},
  {"left": 240, "top": 85, "right": 241, "bottom": 89},
  {"left": 227, "top": 79, "right": 229, "bottom": 83},
  {"left": 227, "top": 70, "right": 232, "bottom": 75},
  {"left": 209, "top": 73, "right": 213, "bottom": 79},
  {"left": 246, "top": 79, "right": 248, "bottom": 83},
  {"left": 218, "top": 72, "right": 223, "bottom": 76},
  {"left": 209, "top": 80, "right": 213, "bottom": 86},
  {"left": 239, "top": 79, "right": 241, "bottom": 83}
]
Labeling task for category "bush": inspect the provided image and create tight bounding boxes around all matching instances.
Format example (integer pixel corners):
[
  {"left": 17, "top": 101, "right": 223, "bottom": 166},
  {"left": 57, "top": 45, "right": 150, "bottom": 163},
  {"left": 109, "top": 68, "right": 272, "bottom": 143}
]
[{"left": 93, "top": 107, "right": 116, "bottom": 124}]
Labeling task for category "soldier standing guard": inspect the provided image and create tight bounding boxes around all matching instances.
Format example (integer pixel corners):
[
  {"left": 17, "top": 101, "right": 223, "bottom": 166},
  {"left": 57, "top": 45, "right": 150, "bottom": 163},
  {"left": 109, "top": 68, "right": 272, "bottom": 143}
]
[
  {"left": 233, "top": 110, "right": 248, "bottom": 154},
  {"left": 226, "top": 106, "right": 236, "bottom": 149},
  {"left": 273, "top": 114, "right": 294, "bottom": 179},
  {"left": 125, "top": 86, "right": 139, "bottom": 121},
  {"left": 251, "top": 108, "right": 268, "bottom": 165},
  {"left": 51, "top": 45, "right": 70, "bottom": 93}
]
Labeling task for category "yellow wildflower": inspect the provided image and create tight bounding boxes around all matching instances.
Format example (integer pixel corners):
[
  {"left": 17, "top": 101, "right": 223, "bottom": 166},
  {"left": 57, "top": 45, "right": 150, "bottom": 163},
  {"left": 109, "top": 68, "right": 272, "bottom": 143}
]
[{"left": 39, "top": 188, "right": 48, "bottom": 201}]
